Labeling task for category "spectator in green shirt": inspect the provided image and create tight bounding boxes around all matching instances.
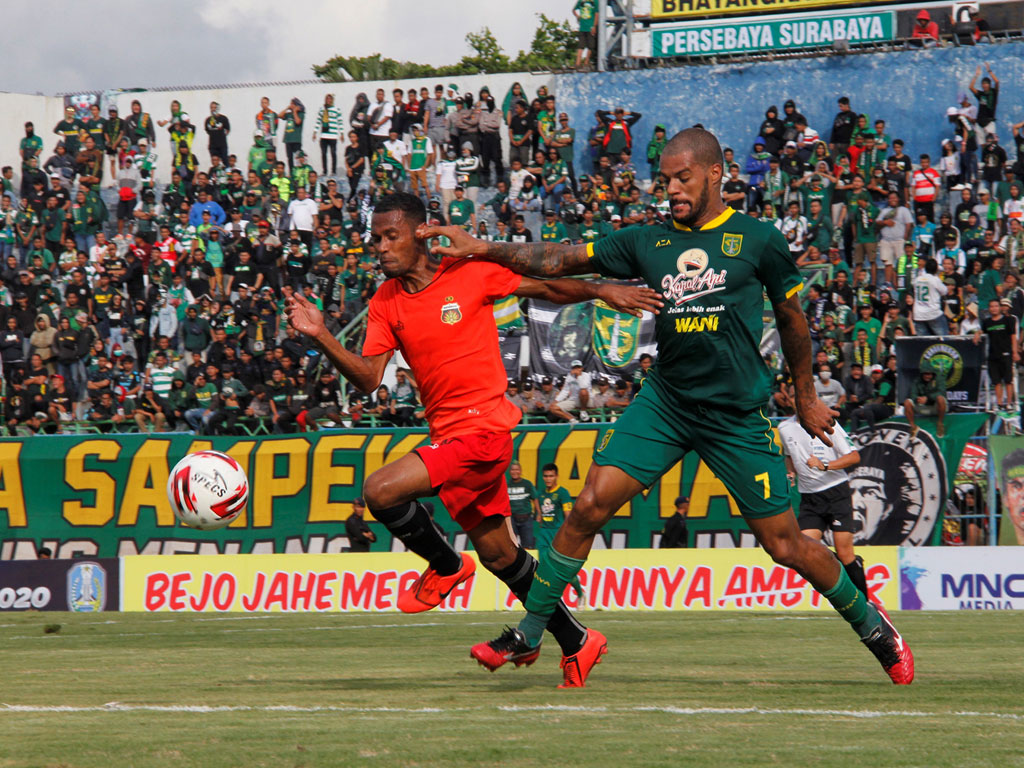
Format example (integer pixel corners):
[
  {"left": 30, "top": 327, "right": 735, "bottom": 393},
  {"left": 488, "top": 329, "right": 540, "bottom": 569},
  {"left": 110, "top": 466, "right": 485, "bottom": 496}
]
[
  {"left": 536, "top": 463, "right": 584, "bottom": 600},
  {"left": 574, "top": 0, "right": 597, "bottom": 70},
  {"left": 903, "top": 362, "right": 948, "bottom": 438},
  {"left": 540, "top": 209, "right": 568, "bottom": 242},
  {"left": 852, "top": 304, "right": 882, "bottom": 350},
  {"left": 183, "top": 372, "right": 218, "bottom": 434},
  {"left": 506, "top": 460, "right": 539, "bottom": 548},
  {"left": 978, "top": 254, "right": 1004, "bottom": 317},
  {"left": 447, "top": 186, "right": 476, "bottom": 232}
]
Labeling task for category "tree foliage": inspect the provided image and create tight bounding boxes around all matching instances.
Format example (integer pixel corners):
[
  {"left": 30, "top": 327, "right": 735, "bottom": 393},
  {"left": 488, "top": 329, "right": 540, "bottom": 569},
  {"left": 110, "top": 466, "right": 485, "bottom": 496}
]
[{"left": 313, "top": 14, "right": 578, "bottom": 82}]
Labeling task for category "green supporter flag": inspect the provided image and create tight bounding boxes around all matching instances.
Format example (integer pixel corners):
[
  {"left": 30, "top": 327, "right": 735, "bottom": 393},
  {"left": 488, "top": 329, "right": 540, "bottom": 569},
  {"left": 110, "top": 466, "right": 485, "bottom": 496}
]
[{"left": 492, "top": 295, "right": 524, "bottom": 330}]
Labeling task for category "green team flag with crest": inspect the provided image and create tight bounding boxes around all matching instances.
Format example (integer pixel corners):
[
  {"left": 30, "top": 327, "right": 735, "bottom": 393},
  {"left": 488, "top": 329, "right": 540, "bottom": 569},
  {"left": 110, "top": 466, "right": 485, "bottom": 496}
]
[{"left": 526, "top": 292, "right": 656, "bottom": 378}]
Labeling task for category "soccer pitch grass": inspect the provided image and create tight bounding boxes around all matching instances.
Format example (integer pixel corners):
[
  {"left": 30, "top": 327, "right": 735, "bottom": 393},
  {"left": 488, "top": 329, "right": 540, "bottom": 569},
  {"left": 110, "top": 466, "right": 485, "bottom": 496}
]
[{"left": 1, "top": 612, "right": 1021, "bottom": 768}]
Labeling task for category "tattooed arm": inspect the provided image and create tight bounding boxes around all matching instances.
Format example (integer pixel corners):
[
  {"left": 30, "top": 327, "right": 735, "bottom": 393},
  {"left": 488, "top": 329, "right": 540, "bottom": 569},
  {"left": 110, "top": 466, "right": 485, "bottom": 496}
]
[
  {"left": 419, "top": 224, "right": 593, "bottom": 277},
  {"left": 774, "top": 293, "right": 838, "bottom": 447}
]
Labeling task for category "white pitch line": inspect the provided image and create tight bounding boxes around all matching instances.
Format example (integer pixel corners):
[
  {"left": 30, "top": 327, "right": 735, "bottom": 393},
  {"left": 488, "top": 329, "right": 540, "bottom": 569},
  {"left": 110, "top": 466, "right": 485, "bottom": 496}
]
[{"left": 1, "top": 703, "right": 1021, "bottom": 721}]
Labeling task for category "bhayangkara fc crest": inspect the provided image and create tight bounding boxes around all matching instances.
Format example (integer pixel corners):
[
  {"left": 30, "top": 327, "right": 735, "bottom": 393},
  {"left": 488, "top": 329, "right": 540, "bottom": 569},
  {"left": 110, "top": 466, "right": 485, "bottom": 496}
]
[
  {"left": 722, "top": 233, "right": 743, "bottom": 257},
  {"left": 441, "top": 299, "right": 462, "bottom": 325},
  {"left": 67, "top": 561, "right": 107, "bottom": 612},
  {"left": 593, "top": 300, "right": 639, "bottom": 368}
]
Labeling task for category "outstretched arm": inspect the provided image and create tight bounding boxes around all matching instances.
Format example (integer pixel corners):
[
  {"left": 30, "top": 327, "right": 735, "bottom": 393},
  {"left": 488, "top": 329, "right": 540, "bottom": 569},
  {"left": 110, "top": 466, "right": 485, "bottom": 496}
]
[
  {"left": 773, "top": 293, "right": 838, "bottom": 446},
  {"left": 421, "top": 224, "right": 592, "bottom": 276},
  {"left": 285, "top": 293, "right": 389, "bottom": 393},
  {"left": 515, "top": 276, "right": 662, "bottom": 317}
]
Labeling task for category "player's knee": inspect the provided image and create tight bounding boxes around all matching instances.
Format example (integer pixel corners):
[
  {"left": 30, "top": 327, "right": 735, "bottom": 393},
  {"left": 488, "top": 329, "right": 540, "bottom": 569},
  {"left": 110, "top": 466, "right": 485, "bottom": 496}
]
[
  {"left": 566, "top": 487, "right": 609, "bottom": 535},
  {"left": 903, "top": 399, "right": 914, "bottom": 412},
  {"left": 361, "top": 471, "right": 394, "bottom": 510},
  {"left": 761, "top": 531, "right": 803, "bottom": 569}
]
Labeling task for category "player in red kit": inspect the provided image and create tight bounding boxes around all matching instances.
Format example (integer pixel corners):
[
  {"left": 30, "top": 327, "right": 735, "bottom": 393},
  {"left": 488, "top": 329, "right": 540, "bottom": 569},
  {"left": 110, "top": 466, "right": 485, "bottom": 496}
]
[{"left": 286, "top": 193, "right": 661, "bottom": 669}]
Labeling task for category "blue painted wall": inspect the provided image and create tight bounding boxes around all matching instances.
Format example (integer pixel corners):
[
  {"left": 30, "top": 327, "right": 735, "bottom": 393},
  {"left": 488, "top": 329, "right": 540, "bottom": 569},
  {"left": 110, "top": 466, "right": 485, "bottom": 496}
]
[{"left": 554, "top": 44, "right": 1024, "bottom": 174}]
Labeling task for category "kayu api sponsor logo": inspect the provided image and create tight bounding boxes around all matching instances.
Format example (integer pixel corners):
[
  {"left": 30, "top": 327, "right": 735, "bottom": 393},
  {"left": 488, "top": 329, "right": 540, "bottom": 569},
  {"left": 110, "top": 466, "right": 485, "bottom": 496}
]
[{"left": 661, "top": 248, "right": 728, "bottom": 304}]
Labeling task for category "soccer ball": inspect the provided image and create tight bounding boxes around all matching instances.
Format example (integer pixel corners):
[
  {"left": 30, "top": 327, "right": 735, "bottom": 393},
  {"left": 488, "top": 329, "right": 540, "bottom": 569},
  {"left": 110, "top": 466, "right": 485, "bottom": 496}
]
[{"left": 167, "top": 450, "right": 249, "bottom": 530}]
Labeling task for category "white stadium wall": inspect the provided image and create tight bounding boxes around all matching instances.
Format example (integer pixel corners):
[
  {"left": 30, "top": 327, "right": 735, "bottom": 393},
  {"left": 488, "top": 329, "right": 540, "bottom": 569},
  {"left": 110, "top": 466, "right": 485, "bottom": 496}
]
[{"left": 107, "top": 72, "right": 555, "bottom": 183}]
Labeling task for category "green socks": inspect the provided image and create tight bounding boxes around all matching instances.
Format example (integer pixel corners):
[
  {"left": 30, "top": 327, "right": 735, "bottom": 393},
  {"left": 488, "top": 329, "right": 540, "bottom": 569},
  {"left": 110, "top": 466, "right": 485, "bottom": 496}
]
[
  {"left": 519, "top": 547, "right": 587, "bottom": 647},
  {"left": 823, "top": 566, "right": 882, "bottom": 639}
]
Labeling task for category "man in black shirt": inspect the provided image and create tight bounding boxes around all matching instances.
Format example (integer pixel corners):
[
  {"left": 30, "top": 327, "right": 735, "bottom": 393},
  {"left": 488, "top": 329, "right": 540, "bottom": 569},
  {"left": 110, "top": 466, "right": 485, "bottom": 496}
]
[
  {"left": 660, "top": 496, "right": 689, "bottom": 548},
  {"left": 345, "top": 497, "right": 376, "bottom": 552},
  {"left": 830, "top": 96, "right": 856, "bottom": 157},
  {"left": 976, "top": 298, "right": 1019, "bottom": 410}
]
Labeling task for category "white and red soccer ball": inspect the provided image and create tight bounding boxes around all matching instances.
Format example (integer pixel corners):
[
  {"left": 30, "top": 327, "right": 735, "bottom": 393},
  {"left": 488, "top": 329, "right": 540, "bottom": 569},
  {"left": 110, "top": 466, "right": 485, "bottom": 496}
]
[{"left": 167, "top": 450, "right": 249, "bottom": 530}]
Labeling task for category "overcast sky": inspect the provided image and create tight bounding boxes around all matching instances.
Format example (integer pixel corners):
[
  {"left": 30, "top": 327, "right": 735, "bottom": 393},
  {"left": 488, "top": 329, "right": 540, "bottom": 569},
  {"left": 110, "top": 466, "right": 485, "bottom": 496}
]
[{"left": 0, "top": 0, "right": 571, "bottom": 95}]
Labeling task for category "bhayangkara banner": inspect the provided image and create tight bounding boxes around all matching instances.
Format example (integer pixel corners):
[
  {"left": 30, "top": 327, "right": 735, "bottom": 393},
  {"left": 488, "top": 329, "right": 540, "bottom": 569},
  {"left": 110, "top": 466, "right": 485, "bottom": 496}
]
[
  {"left": 651, "top": 0, "right": 902, "bottom": 20},
  {"left": 122, "top": 547, "right": 900, "bottom": 612}
]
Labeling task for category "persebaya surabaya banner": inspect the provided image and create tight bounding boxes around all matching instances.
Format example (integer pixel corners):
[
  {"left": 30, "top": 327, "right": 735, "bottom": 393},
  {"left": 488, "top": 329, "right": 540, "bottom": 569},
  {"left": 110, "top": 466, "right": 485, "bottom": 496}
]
[
  {"left": 652, "top": 11, "right": 894, "bottom": 57},
  {"left": 0, "top": 428, "right": 792, "bottom": 559},
  {"left": 651, "top": 0, "right": 901, "bottom": 20}
]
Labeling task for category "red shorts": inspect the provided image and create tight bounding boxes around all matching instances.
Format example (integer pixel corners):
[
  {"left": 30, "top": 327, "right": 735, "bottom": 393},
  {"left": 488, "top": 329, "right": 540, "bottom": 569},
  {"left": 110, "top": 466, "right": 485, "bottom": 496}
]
[{"left": 415, "top": 431, "right": 513, "bottom": 532}]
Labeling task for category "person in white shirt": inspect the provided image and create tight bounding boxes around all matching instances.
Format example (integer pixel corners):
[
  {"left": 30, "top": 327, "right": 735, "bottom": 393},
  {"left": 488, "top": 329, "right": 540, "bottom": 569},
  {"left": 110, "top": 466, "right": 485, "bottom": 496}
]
[
  {"left": 776, "top": 201, "right": 809, "bottom": 255},
  {"left": 88, "top": 231, "right": 109, "bottom": 270},
  {"left": 435, "top": 147, "right": 459, "bottom": 217},
  {"left": 912, "top": 258, "right": 950, "bottom": 335},
  {"left": 814, "top": 364, "right": 846, "bottom": 411},
  {"left": 285, "top": 186, "right": 319, "bottom": 249},
  {"left": 550, "top": 360, "right": 592, "bottom": 423},
  {"left": 778, "top": 416, "right": 867, "bottom": 597},
  {"left": 368, "top": 88, "right": 394, "bottom": 155},
  {"left": 877, "top": 191, "right": 914, "bottom": 286},
  {"left": 508, "top": 157, "right": 531, "bottom": 200},
  {"left": 383, "top": 129, "right": 407, "bottom": 165}
]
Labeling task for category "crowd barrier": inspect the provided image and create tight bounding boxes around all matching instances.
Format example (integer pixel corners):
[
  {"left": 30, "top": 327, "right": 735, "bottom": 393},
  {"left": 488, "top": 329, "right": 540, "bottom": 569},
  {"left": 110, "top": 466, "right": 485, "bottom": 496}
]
[{"left": 3, "top": 547, "right": 1023, "bottom": 613}]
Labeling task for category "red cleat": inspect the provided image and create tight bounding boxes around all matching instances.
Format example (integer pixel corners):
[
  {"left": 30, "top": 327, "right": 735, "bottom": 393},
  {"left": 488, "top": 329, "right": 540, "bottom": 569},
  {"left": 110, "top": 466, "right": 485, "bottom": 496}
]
[
  {"left": 396, "top": 552, "right": 475, "bottom": 614},
  {"left": 558, "top": 629, "right": 608, "bottom": 689},
  {"left": 863, "top": 604, "right": 914, "bottom": 685},
  {"left": 470, "top": 626, "right": 541, "bottom": 671}
]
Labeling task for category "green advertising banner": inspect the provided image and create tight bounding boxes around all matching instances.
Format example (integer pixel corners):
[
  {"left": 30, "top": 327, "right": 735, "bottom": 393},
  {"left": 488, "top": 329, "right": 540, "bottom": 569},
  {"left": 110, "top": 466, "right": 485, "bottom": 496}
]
[
  {"left": 986, "top": 436, "right": 1024, "bottom": 546},
  {"left": 0, "top": 417, "right": 984, "bottom": 558},
  {"left": 0, "top": 428, "right": 764, "bottom": 558},
  {"left": 652, "top": 11, "right": 894, "bottom": 57}
]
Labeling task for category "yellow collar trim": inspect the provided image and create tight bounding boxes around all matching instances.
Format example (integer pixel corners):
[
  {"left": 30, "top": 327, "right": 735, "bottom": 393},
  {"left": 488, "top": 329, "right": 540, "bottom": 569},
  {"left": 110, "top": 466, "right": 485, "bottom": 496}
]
[{"left": 672, "top": 207, "right": 735, "bottom": 232}]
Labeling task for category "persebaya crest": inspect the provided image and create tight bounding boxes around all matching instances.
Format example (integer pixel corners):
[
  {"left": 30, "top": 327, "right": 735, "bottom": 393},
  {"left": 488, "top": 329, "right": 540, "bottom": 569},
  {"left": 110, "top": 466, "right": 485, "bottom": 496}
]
[{"left": 722, "top": 233, "right": 743, "bottom": 257}]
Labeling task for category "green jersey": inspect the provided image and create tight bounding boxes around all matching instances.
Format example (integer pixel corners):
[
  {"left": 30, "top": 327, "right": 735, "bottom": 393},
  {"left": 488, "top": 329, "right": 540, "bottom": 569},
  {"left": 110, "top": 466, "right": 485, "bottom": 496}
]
[
  {"left": 575, "top": 0, "right": 596, "bottom": 33},
  {"left": 579, "top": 220, "right": 611, "bottom": 243},
  {"left": 538, "top": 485, "right": 573, "bottom": 529},
  {"left": 589, "top": 208, "right": 802, "bottom": 409},
  {"left": 448, "top": 198, "right": 475, "bottom": 228},
  {"left": 408, "top": 136, "right": 431, "bottom": 171},
  {"left": 541, "top": 221, "right": 568, "bottom": 242},
  {"left": 552, "top": 127, "right": 575, "bottom": 163},
  {"left": 19, "top": 135, "right": 42, "bottom": 161},
  {"left": 283, "top": 108, "right": 304, "bottom": 144},
  {"left": 86, "top": 117, "right": 107, "bottom": 150},
  {"left": 852, "top": 203, "right": 878, "bottom": 244},
  {"left": 507, "top": 478, "right": 538, "bottom": 517}
]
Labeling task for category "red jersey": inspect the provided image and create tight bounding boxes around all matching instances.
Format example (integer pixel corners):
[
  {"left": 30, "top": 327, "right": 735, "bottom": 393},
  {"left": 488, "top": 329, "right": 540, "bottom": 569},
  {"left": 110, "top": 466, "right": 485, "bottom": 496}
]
[{"left": 362, "top": 257, "right": 523, "bottom": 441}]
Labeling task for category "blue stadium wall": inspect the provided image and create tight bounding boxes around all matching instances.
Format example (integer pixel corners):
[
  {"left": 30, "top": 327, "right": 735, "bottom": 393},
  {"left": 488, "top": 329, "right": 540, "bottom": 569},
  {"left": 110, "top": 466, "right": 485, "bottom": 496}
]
[{"left": 555, "top": 43, "right": 1024, "bottom": 173}]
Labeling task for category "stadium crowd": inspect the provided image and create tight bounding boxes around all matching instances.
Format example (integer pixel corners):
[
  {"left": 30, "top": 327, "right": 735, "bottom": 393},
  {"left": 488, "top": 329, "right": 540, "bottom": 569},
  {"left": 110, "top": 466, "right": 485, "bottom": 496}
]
[{"left": 0, "top": 55, "right": 1021, "bottom": 435}]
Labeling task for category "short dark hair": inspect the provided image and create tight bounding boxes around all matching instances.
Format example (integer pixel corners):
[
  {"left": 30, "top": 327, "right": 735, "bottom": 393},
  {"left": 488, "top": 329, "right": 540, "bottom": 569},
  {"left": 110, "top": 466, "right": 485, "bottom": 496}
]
[
  {"left": 662, "top": 127, "right": 723, "bottom": 169},
  {"left": 373, "top": 192, "right": 426, "bottom": 226},
  {"left": 542, "top": 463, "right": 558, "bottom": 474}
]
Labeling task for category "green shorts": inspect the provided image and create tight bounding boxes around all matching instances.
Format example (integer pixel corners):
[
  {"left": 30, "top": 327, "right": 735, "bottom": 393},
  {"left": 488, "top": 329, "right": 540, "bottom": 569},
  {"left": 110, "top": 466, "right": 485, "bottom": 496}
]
[{"left": 593, "top": 382, "right": 790, "bottom": 519}]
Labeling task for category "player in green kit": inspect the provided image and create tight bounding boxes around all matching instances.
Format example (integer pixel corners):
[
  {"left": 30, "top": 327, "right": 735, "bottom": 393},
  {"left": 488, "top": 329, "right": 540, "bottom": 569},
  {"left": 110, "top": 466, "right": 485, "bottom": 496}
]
[
  {"left": 537, "top": 463, "right": 584, "bottom": 601},
  {"left": 425, "top": 127, "right": 914, "bottom": 689}
]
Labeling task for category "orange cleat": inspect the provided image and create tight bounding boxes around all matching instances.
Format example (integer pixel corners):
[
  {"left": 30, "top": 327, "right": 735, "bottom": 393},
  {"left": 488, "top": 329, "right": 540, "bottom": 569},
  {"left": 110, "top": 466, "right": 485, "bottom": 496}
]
[
  {"left": 558, "top": 628, "right": 608, "bottom": 688},
  {"left": 470, "top": 626, "right": 541, "bottom": 672},
  {"left": 396, "top": 552, "right": 476, "bottom": 614}
]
